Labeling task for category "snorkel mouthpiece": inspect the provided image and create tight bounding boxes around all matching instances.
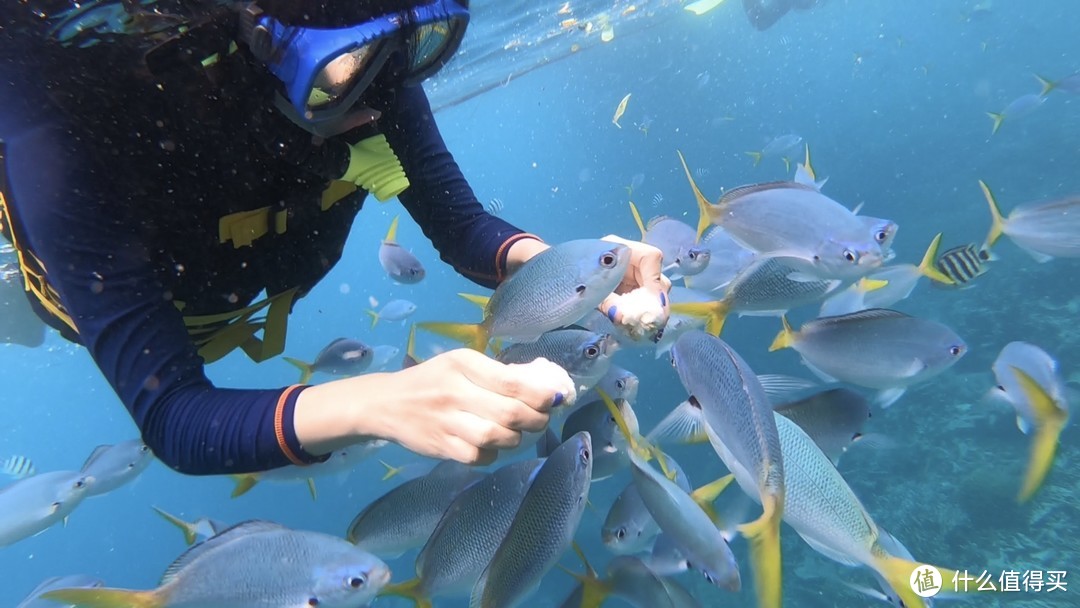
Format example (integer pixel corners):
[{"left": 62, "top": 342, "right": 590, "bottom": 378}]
[{"left": 342, "top": 134, "right": 410, "bottom": 201}]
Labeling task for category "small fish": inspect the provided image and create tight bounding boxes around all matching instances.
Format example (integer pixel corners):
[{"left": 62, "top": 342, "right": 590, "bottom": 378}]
[
  {"left": 2, "top": 455, "right": 36, "bottom": 480},
  {"left": 366, "top": 299, "right": 417, "bottom": 328},
  {"left": 636, "top": 115, "right": 654, "bottom": 135},
  {"left": 17, "top": 575, "right": 104, "bottom": 608},
  {"left": 651, "top": 193, "right": 664, "bottom": 207},
  {"left": 486, "top": 197, "right": 505, "bottom": 215},
  {"left": 562, "top": 398, "right": 638, "bottom": 480},
  {"left": 746, "top": 134, "right": 803, "bottom": 167},
  {"left": 496, "top": 328, "right": 617, "bottom": 395},
  {"left": 602, "top": 456, "right": 690, "bottom": 555},
  {"left": 383, "top": 459, "right": 543, "bottom": 604},
  {"left": 579, "top": 364, "right": 639, "bottom": 405},
  {"left": 0, "top": 471, "right": 93, "bottom": 547},
  {"left": 153, "top": 506, "right": 228, "bottom": 547},
  {"left": 934, "top": 243, "right": 990, "bottom": 287},
  {"left": 43, "top": 521, "right": 391, "bottom": 608},
  {"left": 471, "top": 432, "right": 593, "bottom": 608},
  {"left": 679, "top": 151, "right": 884, "bottom": 280},
  {"left": 379, "top": 215, "right": 426, "bottom": 284},
  {"left": 681, "top": 228, "right": 757, "bottom": 293},
  {"left": 230, "top": 440, "right": 386, "bottom": 500},
  {"left": 566, "top": 553, "right": 691, "bottom": 608},
  {"left": 629, "top": 202, "right": 711, "bottom": 278},
  {"left": 1036, "top": 72, "right": 1080, "bottom": 96},
  {"left": 283, "top": 337, "right": 374, "bottom": 384},
  {"left": 370, "top": 344, "right": 401, "bottom": 370},
  {"left": 980, "top": 181, "right": 1080, "bottom": 262},
  {"left": 990, "top": 342, "right": 1070, "bottom": 501},
  {"left": 419, "top": 239, "right": 630, "bottom": 351},
  {"left": 79, "top": 440, "right": 153, "bottom": 498},
  {"left": 613, "top": 93, "right": 631, "bottom": 128},
  {"left": 346, "top": 460, "right": 485, "bottom": 558},
  {"left": 986, "top": 93, "right": 1046, "bottom": 135},
  {"left": 770, "top": 309, "right": 967, "bottom": 408},
  {"left": 773, "top": 388, "right": 872, "bottom": 465}
]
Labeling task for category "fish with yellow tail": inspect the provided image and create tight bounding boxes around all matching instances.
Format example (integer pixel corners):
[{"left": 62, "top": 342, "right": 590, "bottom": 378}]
[
  {"left": 989, "top": 342, "right": 1071, "bottom": 502},
  {"left": 41, "top": 521, "right": 391, "bottom": 608},
  {"left": 418, "top": 239, "right": 629, "bottom": 351},
  {"left": 612, "top": 93, "right": 631, "bottom": 128},
  {"left": 979, "top": 180, "right": 1080, "bottom": 262},
  {"left": 628, "top": 201, "right": 711, "bottom": 279},
  {"left": 228, "top": 440, "right": 385, "bottom": 500},
  {"left": 379, "top": 215, "right": 426, "bottom": 284},
  {"left": 283, "top": 337, "right": 373, "bottom": 384}
]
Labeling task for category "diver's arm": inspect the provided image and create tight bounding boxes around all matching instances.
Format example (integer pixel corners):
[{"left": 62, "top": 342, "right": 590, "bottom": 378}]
[
  {"left": 373, "top": 83, "right": 543, "bottom": 289},
  {"left": 5, "top": 122, "right": 326, "bottom": 476}
]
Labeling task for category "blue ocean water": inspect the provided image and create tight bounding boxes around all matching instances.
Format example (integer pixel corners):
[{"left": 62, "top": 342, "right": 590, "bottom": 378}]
[{"left": 2, "top": 0, "right": 1079, "bottom": 606}]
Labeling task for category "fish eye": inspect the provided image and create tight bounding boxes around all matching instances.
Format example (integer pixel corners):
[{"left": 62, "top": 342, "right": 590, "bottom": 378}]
[
  {"left": 653, "top": 327, "right": 665, "bottom": 343},
  {"left": 949, "top": 345, "right": 963, "bottom": 356},
  {"left": 574, "top": 284, "right": 587, "bottom": 295},
  {"left": 139, "top": 445, "right": 150, "bottom": 453},
  {"left": 599, "top": 252, "right": 618, "bottom": 268},
  {"left": 875, "top": 230, "right": 888, "bottom": 243},
  {"left": 843, "top": 249, "right": 857, "bottom": 263},
  {"left": 307, "top": 598, "right": 320, "bottom": 607},
  {"left": 584, "top": 345, "right": 600, "bottom": 358},
  {"left": 687, "top": 250, "right": 698, "bottom": 260},
  {"left": 616, "top": 527, "right": 626, "bottom": 540},
  {"left": 346, "top": 576, "right": 366, "bottom": 589},
  {"left": 74, "top": 480, "right": 86, "bottom": 489},
  {"left": 579, "top": 446, "right": 591, "bottom": 464},
  {"left": 615, "top": 379, "right": 625, "bottom": 390}
]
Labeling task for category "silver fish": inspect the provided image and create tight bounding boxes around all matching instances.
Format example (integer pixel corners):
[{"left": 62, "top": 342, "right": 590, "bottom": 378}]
[
  {"left": 987, "top": 93, "right": 1046, "bottom": 134},
  {"left": 153, "top": 506, "right": 229, "bottom": 546},
  {"left": 420, "top": 239, "right": 630, "bottom": 351},
  {"left": 579, "top": 364, "right": 640, "bottom": 406},
  {"left": 367, "top": 299, "right": 417, "bottom": 327},
  {"left": 774, "top": 388, "right": 872, "bottom": 465},
  {"left": 981, "top": 181, "right": 1080, "bottom": 262},
  {"left": 379, "top": 216, "right": 426, "bottom": 284},
  {"left": 747, "top": 134, "right": 803, "bottom": 166},
  {"left": 80, "top": 439, "right": 154, "bottom": 497},
  {"left": 232, "top": 439, "right": 387, "bottom": 499},
  {"left": 0, "top": 471, "right": 93, "bottom": 547},
  {"left": 471, "top": 432, "right": 593, "bottom": 608},
  {"left": 43, "top": 521, "right": 391, "bottom": 608},
  {"left": 771, "top": 309, "right": 967, "bottom": 408},
  {"left": 17, "top": 575, "right": 104, "bottom": 608},
  {"left": 497, "top": 329, "right": 617, "bottom": 395},
  {"left": 562, "top": 398, "right": 638, "bottom": 480},
  {"left": 284, "top": 337, "right": 374, "bottom": 384},
  {"left": 602, "top": 455, "right": 690, "bottom": 555},
  {"left": 370, "top": 344, "right": 401, "bottom": 370},
  {"left": 346, "top": 460, "right": 485, "bottom": 558},
  {"left": 1038, "top": 72, "right": 1080, "bottom": 95},
  {"left": 682, "top": 228, "right": 757, "bottom": 293},
  {"left": 390, "top": 459, "right": 543, "bottom": 601},
  {"left": 630, "top": 203, "right": 711, "bottom": 278}
]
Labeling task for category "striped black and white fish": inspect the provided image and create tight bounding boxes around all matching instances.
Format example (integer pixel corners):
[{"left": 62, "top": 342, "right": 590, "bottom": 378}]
[
  {"left": 934, "top": 243, "right": 991, "bottom": 287},
  {"left": 1, "top": 455, "right": 36, "bottom": 479}
]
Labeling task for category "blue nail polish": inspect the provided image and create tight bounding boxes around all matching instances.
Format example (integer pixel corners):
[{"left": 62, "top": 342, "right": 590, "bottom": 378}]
[
  {"left": 553, "top": 392, "right": 564, "bottom": 407},
  {"left": 660, "top": 292, "right": 667, "bottom": 307},
  {"left": 607, "top": 306, "right": 618, "bottom": 322}
]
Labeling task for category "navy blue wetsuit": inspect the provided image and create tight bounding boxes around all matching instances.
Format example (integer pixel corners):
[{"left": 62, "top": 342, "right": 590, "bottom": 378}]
[{"left": 0, "top": 7, "right": 536, "bottom": 475}]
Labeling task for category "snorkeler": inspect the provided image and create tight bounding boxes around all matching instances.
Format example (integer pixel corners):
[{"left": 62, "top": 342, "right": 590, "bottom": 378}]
[
  {"left": 0, "top": 1, "right": 670, "bottom": 475},
  {"left": 743, "top": 0, "right": 821, "bottom": 30}
]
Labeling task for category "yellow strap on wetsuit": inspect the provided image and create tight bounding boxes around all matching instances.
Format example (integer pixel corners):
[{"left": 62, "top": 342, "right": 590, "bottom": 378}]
[{"left": 180, "top": 287, "right": 297, "bottom": 364}]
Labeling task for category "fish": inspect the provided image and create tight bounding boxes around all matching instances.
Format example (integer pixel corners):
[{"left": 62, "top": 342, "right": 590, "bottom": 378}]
[
  {"left": 79, "top": 439, "right": 154, "bottom": 498},
  {"left": 283, "top": 337, "right": 374, "bottom": 384},
  {"left": 681, "top": 228, "right": 757, "bottom": 293},
  {"left": 419, "top": 239, "right": 630, "bottom": 351},
  {"left": 153, "top": 506, "right": 228, "bottom": 547},
  {"left": 486, "top": 197, "right": 505, "bottom": 215},
  {"left": 679, "top": 151, "right": 884, "bottom": 280},
  {"left": 382, "top": 459, "right": 544, "bottom": 605},
  {"left": 979, "top": 181, "right": 1080, "bottom": 262},
  {"left": 17, "top": 575, "right": 104, "bottom": 608},
  {"left": 602, "top": 455, "right": 690, "bottom": 555},
  {"left": 770, "top": 309, "right": 967, "bottom": 408},
  {"left": 562, "top": 398, "right": 638, "bottom": 480},
  {"left": 862, "top": 216, "right": 899, "bottom": 258},
  {"left": 496, "top": 328, "right": 617, "bottom": 395},
  {"left": 770, "top": 413, "right": 955, "bottom": 608},
  {"left": 0, "top": 471, "right": 93, "bottom": 547},
  {"left": 746, "top": 134, "right": 803, "bottom": 167},
  {"left": 370, "top": 344, "right": 401, "bottom": 370},
  {"left": 378, "top": 459, "right": 437, "bottom": 482},
  {"left": 346, "top": 460, "right": 486, "bottom": 558},
  {"left": 42, "top": 520, "right": 391, "bottom": 608},
  {"left": 366, "top": 299, "right": 417, "bottom": 328},
  {"left": 230, "top": 440, "right": 386, "bottom": 500},
  {"left": 628, "top": 202, "right": 711, "bottom": 279},
  {"left": 579, "top": 364, "right": 639, "bottom": 405},
  {"left": 792, "top": 143, "right": 829, "bottom": 191},
  {"left": 1036, "top": 72, "right": 1080, "bottom": 95},
  {"left": 934, "top": 243, "right": 991, "bottom": 287},
  {"left": 672, "top": 256, "right": 843, "bottom": 336},
  {"left": 613, "top": 93, "right": 631, "bottom": 128},
  {"left": 402, "top": 324, "right": 421, "bottom": 369},
  {"left": 2, "top": 455, "right": 36, "bottom": 479},
  {"left": 990, "top": 342, "right": 1070, "bottom": 501},
  {"left": 670, "top": 331, "right": 783, "bottom": 608},
  {"left": 627, "top": 450, "right": 741, "bottom": 592},
  {"left": 379, "top": 215, "right": 426, "bottom": 284},
  {"left": 986, "top": 93, "right": 1046, "bottom": 135},
  {"left": 565, "top": 553, "right": 692, "bottom": 608},
  {"left": 652, "top": 313, "right": 705, "bottom": 359},
  {"left": 774, "top": 388, "right": 872, "bottom": 465},
  {"left": 471, "top": 432, "right": 592, "bottom": 608}
]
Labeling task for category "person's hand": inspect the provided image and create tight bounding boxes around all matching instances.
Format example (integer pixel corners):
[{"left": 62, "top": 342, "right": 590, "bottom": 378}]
[
  {"left": 377, "top": 349, "right": 575, "bottom": 464},
  {"left": 596, "top": 235, "right": 672, "bottom": 341}
]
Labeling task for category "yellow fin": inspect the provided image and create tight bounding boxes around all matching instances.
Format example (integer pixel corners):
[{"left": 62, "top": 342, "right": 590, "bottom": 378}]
[
  {"left": 978, "top": 180, "right": 1007, "bottom": 250},
  {"left": 916, "top": 232, "right": 955, "bottom": 285},
  {"left": 378, "top": 578, "right": 433, "bottom": 608},
  {"left": 404, "top": 324, "right": 420, "bottom": 365},
  {"left": 769, "top": 316, "right": 796, "bottom": 352},
  {"left": 306, "top": 478, "right": 317, "bottom": 501},
  {"left": 282, "top": 357, "right": 314, "bottom": 384},
  {"left": 366, "top": 309, "right": 380, "bottom": 329},
  {"left": 986, "top": 111, "right": 1004, "bottom": 135},
  {"left": 802, "top": 143, "right": 816, "bottom": 180},
  {"left": 557, "top": 542, "right": 609, "bottom": 608},
  {"left": 691, "top": 473, "right": 735, "bottom": 523},
  {"left": 782, "top": 156, "right": 791, "bottom": 173},
  {"left": 40, "top": 588, "right": 162, "bottom": 608},
  {"left": 670, "top": 300, "right": 730, "bottom": 336},
  {"left": 457, "top": 293, "right": 491, "bottom": 309},
  {"left": 384, "top": 215, "right": 400, "bottom": 243},
  {"left": 598, "top": 389, "right": 652, "bottom": 462},
  {"left": 1010, "top": 366, "right": 1069, "bottom": 502},
  {"left": 416, "top": 322, "right": 489, "bottom": 353},
  {"left": 676, "top": 149, "right": 714, "bottom": 242},
  {"left": 859, "top": 278, "right": 889, "bottom": 293},
  {"left": 872, "top": 554, "right": 963, "bottom": 608},
  {"left": 737, "top": 493, "right": 783, "bottom": 608},
  {"left": 684, "top": 0, "right": 727, "bottom": 15},
  {"left": 1035, "top": 74, "right": 1056, "bottom": 96},
  {"left": 613, "top": 93, "right": 631, "bottom": 128},
  {"left": 229, "top": 474, "right": 259, "bottom": 498},
  {"left": 152, "top": 506, "right": 197, "bottom": 546},
  {"left": 628, "top": 201, "right": 647, "bottom": 239},
  {"left": 745, "top": 151, "right": 764, "bottom": 166},
  {"left": 379, "top": 460, "right": 403, "bottom": 481}
]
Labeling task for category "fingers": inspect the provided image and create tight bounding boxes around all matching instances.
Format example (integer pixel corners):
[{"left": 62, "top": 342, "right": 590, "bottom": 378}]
[
  {"left": 456, "top": 350, "right": 575, "bottom": 413},
  {"left": 444, "top": 436, "right": 498, "bottom": 466},
  {"left": 601, "top": 235, "right": 669, "bottom": 297}
]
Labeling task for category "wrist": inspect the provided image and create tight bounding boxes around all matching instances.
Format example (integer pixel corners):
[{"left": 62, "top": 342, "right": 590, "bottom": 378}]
[
  {"left": 503, "top": 235, "right": 549, "bottom": 278},
  {"left": 293, "top": 374, "right": 395, "bottom": 454}
]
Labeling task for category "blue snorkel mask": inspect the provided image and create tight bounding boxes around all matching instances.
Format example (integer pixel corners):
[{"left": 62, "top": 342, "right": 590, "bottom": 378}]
[{"left": 239, "top": 0, "right": 469, "bottom": 123}]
